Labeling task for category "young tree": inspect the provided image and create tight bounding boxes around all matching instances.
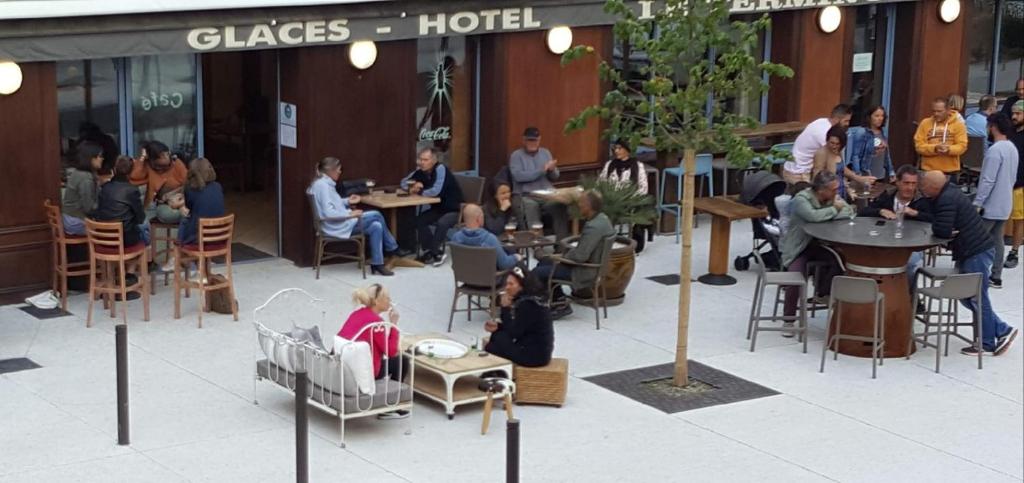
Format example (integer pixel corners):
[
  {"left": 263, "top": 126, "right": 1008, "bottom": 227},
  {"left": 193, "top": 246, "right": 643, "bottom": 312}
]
[{"left": 563, "top": 0, "right": 792, "bottom": 386}]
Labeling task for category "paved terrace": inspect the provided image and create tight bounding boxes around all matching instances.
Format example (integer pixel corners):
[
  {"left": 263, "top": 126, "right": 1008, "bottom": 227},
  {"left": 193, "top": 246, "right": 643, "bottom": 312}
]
[{"left": 1, "top": 221, "right": 1022, "bottom": 482}]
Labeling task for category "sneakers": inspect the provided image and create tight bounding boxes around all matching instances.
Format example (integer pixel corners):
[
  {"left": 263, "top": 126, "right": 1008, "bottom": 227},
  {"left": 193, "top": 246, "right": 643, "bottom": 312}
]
[
  {"left": 431, "top": 250, "right": 448, "bottom": 267},
  {"left": 960, "top": 345, "right": 995, "bottom": 356},
  {"left": 377, "top": 410, "right": 410, "bottom": 420},
  {"left": 990, "top": 277, "right": 1002, "bottom": 289},
  {"left": 1005, "top": 250, "right": 1019, "bottom": 269},
  {"left": 550, "top": 303, "right": 573, "bottom": 320},
  {"left": 781, "top": 321, "right": 796, "bottom": 338},
  {"left": 994, "top": 328, "right": 1019, "bottom": 356}
]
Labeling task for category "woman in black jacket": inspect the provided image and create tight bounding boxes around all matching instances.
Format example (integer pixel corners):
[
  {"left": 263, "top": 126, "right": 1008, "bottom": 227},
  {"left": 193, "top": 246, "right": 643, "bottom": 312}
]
[
  {"left": 484, "top": 266, "right": 554, "bottom": 367},
  {"left": 91, "top": 156, "right": 147, "bottom": 247},
  {"left": 482, "top": 179, "right": 514, "bottom": 236}
]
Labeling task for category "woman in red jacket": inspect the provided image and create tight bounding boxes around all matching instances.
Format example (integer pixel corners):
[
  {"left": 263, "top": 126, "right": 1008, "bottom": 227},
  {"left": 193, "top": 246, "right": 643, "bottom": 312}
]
[{"left": 338, "top": 284, "right": 406, "bottom": 382}]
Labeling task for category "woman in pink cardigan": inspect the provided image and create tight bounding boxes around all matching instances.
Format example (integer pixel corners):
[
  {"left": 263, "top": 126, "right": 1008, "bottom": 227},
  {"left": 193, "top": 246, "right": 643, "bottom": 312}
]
[{"left": 338, "top": 283, "right": 408, "bottom": 419}]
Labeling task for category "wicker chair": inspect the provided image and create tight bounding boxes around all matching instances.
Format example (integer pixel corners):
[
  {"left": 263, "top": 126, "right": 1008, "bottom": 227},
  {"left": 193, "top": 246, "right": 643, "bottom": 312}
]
[
  {"left": 447, "top": 243, "right": 509, "bottom": 331},
  {"left": 307, "top": 193, "right": 365, "bottom": 279},
  {"left": 546, "top": 236, "right": 616, "bottom": 329}
]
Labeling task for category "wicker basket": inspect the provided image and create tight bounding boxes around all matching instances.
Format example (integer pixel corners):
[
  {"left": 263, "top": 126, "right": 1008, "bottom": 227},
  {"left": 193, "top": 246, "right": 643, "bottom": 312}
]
[{"left": 513, "top": 358, "right": 568, "bottom": 407}]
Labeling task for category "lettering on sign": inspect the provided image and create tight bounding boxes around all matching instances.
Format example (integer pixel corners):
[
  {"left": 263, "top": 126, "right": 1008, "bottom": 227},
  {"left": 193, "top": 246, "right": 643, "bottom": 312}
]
[
  {"left": 139, "top": 92, "right": 184, "bottom": 111},
  {"left": 419, "top": 126, "right": 452, "bottom": 141},
  {"left": 187, "top": 19, "right": 350, "bottom": 50}
]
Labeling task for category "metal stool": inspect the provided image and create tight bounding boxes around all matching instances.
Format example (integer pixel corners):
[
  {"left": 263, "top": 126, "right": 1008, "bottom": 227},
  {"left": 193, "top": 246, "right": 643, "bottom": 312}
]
[
  {"left": 804, "top": 261, "right": 829, "bottom": 317},
  {"left": 916, "top": 265, "right": 956, "bottom": 347},
  {"left": 747, "top": 250, "right": 808, "bottom": 352},
  {"left": 658, "top": 153, "right": 714, "bottom": 242},
  {"left": 820, "top": 276, "right": 886, "bottom": 379},
  {"left": 909, "top": 273, "right": 984, "bottom": 372}
]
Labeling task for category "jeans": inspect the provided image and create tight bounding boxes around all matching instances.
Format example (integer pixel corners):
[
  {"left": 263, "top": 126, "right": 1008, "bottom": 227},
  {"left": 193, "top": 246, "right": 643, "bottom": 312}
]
[
  {"left": 351, "top": 210, "right": 398, "bottom": 266},
  {"left": 783, "top": 243, "right": 840, "bottom": 317},
  {"left": 416, "top": 208, "right": 459, "bottom": 255},
  {"left": 907, "top": 251, "right": 924, "bottom": 291},
  {"left": 62, "top": 214, "right": 86, "bottom": 236},
  {"left": 155, "top": 204, "right": 183, "bottom": 224},
  {"left": 956, "top": 248, "right": 1011, "bottom": 349},
  {"left": 513, "top": 195, "right": 571, "bottom": 241},
  {"left": 531, "top": 260, "right": 573, "bottom": 303},
  {"left": 980, "top": 218, "right": 1007, "bottom": 280},
  {"left": 376, "top": 355, "right": 409, "bottom": 382}
]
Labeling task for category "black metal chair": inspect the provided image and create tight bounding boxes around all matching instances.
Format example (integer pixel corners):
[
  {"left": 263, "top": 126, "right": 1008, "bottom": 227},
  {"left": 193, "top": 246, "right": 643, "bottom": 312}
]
[
  {"left": 307, "top": 194, "right": 365, "bottom": 280},
  {"left": 448, "top": 243, "right": 509, "bottom": 331},
  {"left": 546, "top": 236, "right": 616, "bottom": 329}
]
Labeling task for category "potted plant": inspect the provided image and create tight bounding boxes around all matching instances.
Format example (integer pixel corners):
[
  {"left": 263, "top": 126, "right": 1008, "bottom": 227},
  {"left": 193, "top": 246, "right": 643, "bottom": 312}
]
[{"left": 570, "top": 176, "right": 658, "bottom": 305}]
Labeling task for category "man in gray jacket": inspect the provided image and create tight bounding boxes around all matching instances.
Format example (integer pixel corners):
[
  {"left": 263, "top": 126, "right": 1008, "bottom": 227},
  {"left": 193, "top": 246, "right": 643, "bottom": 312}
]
[
  {"left": 975, "top": 113, "right": 1020, "bottom": 288},
  {"left": 779, "top": 171, "right": 854, "bottom": 336},
  {"left": 509, "top": 127, "right": 570, "bottom": 240},
  {"left": 532, "top": 190, "right": 615, "bottom": 319}
]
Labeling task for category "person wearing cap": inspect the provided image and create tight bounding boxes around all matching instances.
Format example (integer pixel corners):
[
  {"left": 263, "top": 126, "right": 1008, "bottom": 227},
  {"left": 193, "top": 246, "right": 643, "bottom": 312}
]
[
  {"left": 1004, "top": 100, "right": 1024, "bottom": 270},
  {"left": 508, "top": 127, "right": 570, "bottom": 241}
]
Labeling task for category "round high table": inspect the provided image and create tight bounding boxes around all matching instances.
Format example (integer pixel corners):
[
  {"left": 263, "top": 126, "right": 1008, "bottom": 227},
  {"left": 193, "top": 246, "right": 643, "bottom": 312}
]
[{"left": 803, "top": 218, "right": 946, "bottom": 358}]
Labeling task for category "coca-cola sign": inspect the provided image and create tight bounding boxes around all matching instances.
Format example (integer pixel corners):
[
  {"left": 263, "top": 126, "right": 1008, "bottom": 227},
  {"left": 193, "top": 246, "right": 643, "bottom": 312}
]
[{"left": 419, "top": 126, "right": 452, "bottom": 141}]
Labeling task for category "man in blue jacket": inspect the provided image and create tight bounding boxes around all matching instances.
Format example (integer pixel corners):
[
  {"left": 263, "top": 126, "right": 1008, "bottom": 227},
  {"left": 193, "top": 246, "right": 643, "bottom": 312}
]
[
  {"left": 449, "top": 204, "right": 521, "bottom": 270},
  {"left": 920, "top": 170, "right": 1017, "bottom": 356}
]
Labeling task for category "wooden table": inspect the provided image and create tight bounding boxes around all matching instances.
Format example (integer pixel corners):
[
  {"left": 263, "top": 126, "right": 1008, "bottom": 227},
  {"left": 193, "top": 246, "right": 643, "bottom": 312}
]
[
  {"left": 735, "top": 121, "right": 807, "bottom": 145},
  {"left": 528, "top": 186, "right": 583, "bottom": 235},
  {"left": 694, "top": 196, "right": 768, "bottom": 286},
  {"left": 400, "top": 333, "right": 513, "bottom": 420},
  {"left": 803, "top": 219, "right": 946, "bottom": 358},
  {"left": 360, "top": 192, "right": 440, "bottom": 235}
]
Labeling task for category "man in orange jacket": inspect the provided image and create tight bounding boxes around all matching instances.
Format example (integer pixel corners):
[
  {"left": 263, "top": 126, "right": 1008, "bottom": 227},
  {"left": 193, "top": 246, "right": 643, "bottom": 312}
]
[{"left": 915, "top": 97, "right": 968, "bottom": 174}]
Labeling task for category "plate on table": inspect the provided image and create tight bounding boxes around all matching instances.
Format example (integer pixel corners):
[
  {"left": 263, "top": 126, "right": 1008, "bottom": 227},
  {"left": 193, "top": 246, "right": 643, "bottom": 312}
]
[
  {"left": 415, "top": 339, "right": 469, "bottom": 359},
  {"left": 531, "top": 189, "right": 555, "bottom": 196}
]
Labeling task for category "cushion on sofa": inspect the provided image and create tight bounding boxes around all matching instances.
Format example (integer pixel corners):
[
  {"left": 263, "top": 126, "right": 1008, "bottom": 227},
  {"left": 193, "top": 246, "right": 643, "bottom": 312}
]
[{"left": 255, "top": 360, "right": 411, "bottom": 414}]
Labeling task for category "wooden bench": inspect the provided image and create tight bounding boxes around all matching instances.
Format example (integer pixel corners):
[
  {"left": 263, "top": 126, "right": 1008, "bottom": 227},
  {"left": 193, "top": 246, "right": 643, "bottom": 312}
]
[{"left": 694, "top": 197, "right": 768, "bottom": 286}]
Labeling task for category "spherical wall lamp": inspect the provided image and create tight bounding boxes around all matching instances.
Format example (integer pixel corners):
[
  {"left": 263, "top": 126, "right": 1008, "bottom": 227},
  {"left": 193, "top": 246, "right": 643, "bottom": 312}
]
[
  {"left": 348, "top": 41, "right": 378, "bottom": 70},
  {"left": 0, "top": 60, "right": 23, "bottom": 95},
  {"left": 546, "top": 26, "right": 573, "bottom": 55},
  {"left": 938, "top": 0, "right": 961, "bottom": 23},
  {"left": 817, "top": 6, "right": 842, "bottom": 34}
]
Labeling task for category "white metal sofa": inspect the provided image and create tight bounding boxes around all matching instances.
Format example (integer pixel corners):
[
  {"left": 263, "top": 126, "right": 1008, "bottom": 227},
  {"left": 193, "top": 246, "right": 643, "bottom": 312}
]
[{"left": 252, "top": 288, "right": 414, "bottom": 447}]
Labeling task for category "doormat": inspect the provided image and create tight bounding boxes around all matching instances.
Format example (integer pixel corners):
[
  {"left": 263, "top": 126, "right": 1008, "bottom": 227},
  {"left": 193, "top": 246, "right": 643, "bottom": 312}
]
[
  {"left": 228, "top": 243, "right": 274, "bottom": 264},
  {"left": 0, "top": 358, "right": 42, "bottom": 375},
  {"left": 646, "top": 274, "right": 695, "bottom": 286},
  {"left": 583, "top": 361, "right": 779, "bottom": 414},
  {"left": 19, "top": 305, "right": 72, "bottom": 320}
]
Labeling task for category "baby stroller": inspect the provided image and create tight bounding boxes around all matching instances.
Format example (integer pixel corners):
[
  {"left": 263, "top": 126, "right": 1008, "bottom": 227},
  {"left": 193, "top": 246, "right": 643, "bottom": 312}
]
[{"left": 733, "top": 171, "right": 787, "bottom": 272}]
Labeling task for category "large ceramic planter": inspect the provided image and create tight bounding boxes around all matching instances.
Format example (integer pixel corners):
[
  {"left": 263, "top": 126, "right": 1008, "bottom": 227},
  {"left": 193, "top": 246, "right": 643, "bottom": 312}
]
[{"left": 572, "top": 236, "right": 636, "bottom": 306}]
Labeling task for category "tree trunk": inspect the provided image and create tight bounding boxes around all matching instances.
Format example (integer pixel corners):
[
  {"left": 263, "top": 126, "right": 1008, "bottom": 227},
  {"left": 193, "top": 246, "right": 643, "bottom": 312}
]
[{"left": 673, "top": 148, "right": 697, "bottom": 387}]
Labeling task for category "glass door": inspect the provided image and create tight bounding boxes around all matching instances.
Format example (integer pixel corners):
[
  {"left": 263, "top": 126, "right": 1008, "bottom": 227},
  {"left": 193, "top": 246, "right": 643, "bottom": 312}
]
[
  {"left": 56, "top": 59, "right": 122, "bottom": 172},
  {"left": 129, "top": 54, "right": 199, "bottom": 160},
  {"left": 848, "top": 5, "right": 892, "bottom": 127}
]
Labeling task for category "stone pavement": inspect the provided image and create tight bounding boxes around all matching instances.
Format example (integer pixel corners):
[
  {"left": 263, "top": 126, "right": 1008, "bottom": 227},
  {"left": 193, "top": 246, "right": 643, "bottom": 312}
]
[{"left": 1, "top": 220, "right": 1021, "bottom": 482}]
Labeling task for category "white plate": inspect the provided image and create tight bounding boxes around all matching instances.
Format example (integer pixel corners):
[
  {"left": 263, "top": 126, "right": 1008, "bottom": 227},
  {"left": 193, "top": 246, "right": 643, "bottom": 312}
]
[
  {"left": 531, "top": 189, "right": 555, "bottom": 195},
  {"left": 415, "top": 339, "right": 469, "bottom": 359}
]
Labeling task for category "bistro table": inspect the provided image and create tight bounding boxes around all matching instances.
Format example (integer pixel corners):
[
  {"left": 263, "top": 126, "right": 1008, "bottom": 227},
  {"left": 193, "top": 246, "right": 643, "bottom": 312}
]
[
  {"left": 527, "top": 186, "right": 583, "bottom": 235},
  {"left": 694, "top": 196, "right": 768, "bottom": 286},
  {"left": 734, "top": 121, "right": 807, "bottom": 144},
  {"left": 501, "top": 231, "right": 557, "bottom": 267},
  {"left": 360, "top": 191, "right": 440, "bottom": 235},
  {"left": 803, "top": 218, "right": 947, "bottom": 358}
]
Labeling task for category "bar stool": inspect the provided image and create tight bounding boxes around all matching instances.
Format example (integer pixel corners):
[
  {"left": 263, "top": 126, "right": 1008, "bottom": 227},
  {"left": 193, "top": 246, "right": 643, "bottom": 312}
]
[
  {"left": 84, "top": 219, "right": 150, "bottom": 327},
  {"left": 915, "top": 265, "right": 955, "bottom": 346},
  {"left": 173, "top": 214, "right": 237, "bottom": 328},
  {"left": 43, "top": 200, "right": 91, "bottom": 311},
  {"left": 820, "top": 276, "right": 885, "bottom": 378},
  {"left": 479, "top": 377, "right": 515, "bottom": 435},
  {"left": 909, "top": 273, "right": 984, "bottom": 372},
  {"left": 658, "top": 153, "right": 714, "bottom": 243},
  {"left": 150, "top": 220, "right": 178, "bottom": 288},
  {"left": 747, "top": 250, "right": 809, "bottom": 353}
]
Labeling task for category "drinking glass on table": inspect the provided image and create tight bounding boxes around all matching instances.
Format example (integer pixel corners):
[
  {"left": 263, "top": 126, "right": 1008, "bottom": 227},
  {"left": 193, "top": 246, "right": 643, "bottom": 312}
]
[
  {"left": 894, "top": 206, "right": 905, "bottom": 239},
  {"left": 504, "top": 218, "right": 517, "bottom": 238},
  {"left": 530, "top": 221, "right": 544, "bottom": 236},
  {"left": 848, "top": 204, "right": 857, "bottom": 226},
  {"left": 366, "top": 179, "right": 376, "bottom": 190}
]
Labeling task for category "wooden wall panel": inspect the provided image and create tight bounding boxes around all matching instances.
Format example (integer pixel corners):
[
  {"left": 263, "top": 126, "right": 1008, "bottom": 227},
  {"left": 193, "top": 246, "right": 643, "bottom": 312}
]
[
  {"left": 768, "top": 9, "right": 848, "bottom": 123},
  {"left": 279, "top": 41, "right": 417, "bottom": 266},
  {"left": 0, "top": 62, "right": 61, "bottom": 302},
  {"left": 478, "top": 27, "right": 611, "bottom": 178},
  {"left": 888, "top": 0, "right": 967, "bottom": 167}
]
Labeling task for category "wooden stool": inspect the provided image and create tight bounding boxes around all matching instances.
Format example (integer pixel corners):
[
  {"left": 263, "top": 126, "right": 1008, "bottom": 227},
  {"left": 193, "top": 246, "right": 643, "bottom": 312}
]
[
  {"left": 479, "top": 378, "right": 515, "bottom": 435},
  {"left": 43, "top": 200, "right": 91, "bottom": 311},
  {"left": 513, "top": 358, "right": 568, "bottom": 407},
  {"left": 150, "top": 220, "right": 178, "bottom": 288},
  {"left": 84, "top": 219, "right": 151, "bottom": 327}
]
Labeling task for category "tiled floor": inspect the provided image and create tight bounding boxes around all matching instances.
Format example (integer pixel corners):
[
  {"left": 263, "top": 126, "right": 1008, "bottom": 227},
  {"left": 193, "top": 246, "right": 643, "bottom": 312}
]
[{"left": 1, "top": 219, "right": 1021, "bottom": 482}]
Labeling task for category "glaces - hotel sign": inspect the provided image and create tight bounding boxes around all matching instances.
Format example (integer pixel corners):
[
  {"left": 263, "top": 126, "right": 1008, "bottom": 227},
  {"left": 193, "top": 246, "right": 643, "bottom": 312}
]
[{"left": 185, "top": 0, "right": 894, "bottom": 52}]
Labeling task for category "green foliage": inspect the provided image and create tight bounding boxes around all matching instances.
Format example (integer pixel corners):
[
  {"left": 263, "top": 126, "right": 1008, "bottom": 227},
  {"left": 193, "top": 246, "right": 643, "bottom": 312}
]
[
  {"left": 563, "top": 0, "right": 794, "bottom": 167},
  {"left": 751, "top": 145, "right": 794, "bottom": 171},
  {"left": 577, "top": 176, "right": 658, "bottom": 226}
]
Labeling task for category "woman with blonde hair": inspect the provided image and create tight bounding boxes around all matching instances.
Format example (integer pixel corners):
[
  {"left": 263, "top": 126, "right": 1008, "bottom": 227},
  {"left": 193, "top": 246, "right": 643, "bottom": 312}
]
[
  {"left": 338, "top": 283, "right": 408, "bottom": 419},
  {"left": 176, "top": 157, "right": 224, "bottom": 246}
]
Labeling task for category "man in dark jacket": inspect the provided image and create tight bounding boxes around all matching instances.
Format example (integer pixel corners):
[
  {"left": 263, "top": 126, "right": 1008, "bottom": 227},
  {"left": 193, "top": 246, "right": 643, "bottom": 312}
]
[
  {"left": 400, "top": 147, "right": 463, "bottom": 266},
  {"left": 861, "top": 165, "right": 932, "bottom": 289},
  {"left": 92, "top": 156, "right": 148, "bottom": 247},
  {"left": 920, "top": 170, "right": 1017, "bottom": 355}
]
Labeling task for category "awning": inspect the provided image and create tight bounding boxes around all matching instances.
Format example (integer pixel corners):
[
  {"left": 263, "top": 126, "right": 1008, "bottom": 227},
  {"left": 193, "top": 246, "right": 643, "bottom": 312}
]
[
  {"left": 0, "top": 0, "right": 390, "bottom": 21},
  {"left": 0, "top": 0, "right": 918, "bottom": 63}
]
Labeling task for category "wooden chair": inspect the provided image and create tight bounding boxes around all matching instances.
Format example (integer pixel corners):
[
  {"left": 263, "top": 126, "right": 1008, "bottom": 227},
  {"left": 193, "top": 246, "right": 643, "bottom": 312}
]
[
  {"left": 150, "top": 220, "right": 178, "bottom": 289},
  {"left": 173, "top": 214, "right": 238, "bottom": 328},
  {"left": 447, "top": 244, "right": 509, "bottom": 331},
  {"left": 307, "top": 193, "right": 365, "bottom": 279},
  {"left": 546, "top": 236, "right": 616, "bottom": 329},
  {"left": 43, "top": 200, "right": 91, "bottom": 311},
  {"left": 84, "top": 219, "right": 150, "bottom": 327}
]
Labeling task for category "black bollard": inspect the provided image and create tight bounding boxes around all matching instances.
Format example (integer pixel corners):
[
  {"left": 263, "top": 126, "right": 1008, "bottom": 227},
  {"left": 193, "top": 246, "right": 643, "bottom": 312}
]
[
  {"left": 506, "top": 419, "right": 520, "bottom": 483},
  {"left": 116, "top": 324, "right": 129, "bottom": 445},
  {"left": 295, "top": 368, "right": 309, "bottom": 483}
]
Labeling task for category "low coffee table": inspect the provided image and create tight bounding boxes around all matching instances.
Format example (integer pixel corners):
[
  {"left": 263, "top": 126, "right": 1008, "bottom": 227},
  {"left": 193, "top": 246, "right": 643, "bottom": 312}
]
[{"left": 401, "top": 333, "right": 513, "bottom": 420}]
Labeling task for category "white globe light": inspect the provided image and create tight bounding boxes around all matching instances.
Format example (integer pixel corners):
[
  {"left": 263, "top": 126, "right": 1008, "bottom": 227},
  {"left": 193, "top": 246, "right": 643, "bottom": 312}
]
[
  {"left": 817, "top": 6, "right": 842, "bottom": 34},
  {"left": 348, "top": 41, "right": 378, "bottom": 70},
  {"left": 546, "top": 26, "right": 573, "bottom": 55},
  {"left": 938, "top": 0, "right": 961, "bottom": 23},
  {"left": 0, "top": 60, "right": 23, "bottom": 95}
]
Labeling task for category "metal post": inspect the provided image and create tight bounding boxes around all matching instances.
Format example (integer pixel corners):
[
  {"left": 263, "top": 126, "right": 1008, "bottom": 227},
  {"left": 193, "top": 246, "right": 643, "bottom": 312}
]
[
  {"left": 115, "top": 324, "right": 129, "bottom": 445},
  {"left": 506, "top": 419, "right": 520, "bottom": 483},
  {"left": 295, "top": 368, "right": 309, "bottom": 483}
]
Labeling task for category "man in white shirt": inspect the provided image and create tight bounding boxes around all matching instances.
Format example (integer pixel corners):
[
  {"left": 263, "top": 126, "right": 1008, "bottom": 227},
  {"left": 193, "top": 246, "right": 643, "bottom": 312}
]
[{"left": 783, "top": 104, "right": 853, "bottom": 184}]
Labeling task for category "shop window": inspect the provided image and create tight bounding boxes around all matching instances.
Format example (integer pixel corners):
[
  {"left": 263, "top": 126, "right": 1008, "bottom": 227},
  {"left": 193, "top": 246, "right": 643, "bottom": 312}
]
[
  {"left": 130, "top": 54, "right": 198, "bottom": 160},
  {"left": 57, "top": 59, "right": 121, "bottom": 171},
  {"left": 416, "top": 37, "right": 476, "bottom": 172},
  {"left": 967, "top": 0, "right": 996, "bottom": 106},
  {"left": 995, "top": 0, "right": 1024, "bottom": 98}
]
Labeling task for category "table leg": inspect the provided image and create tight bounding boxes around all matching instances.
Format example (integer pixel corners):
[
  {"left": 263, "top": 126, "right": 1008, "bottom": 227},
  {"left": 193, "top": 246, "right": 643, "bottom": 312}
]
[
  {"left": 481, "top": 393, "right": 493, "bottom": 435},
  {"left": 698, "top": 214, "right": 737, "bottom": 285},
  {"left": 387, "top": 208, "right": 398, "bottom": 237},
  {"left": 445, "top": 373, "right": 455, "bottom": 420}
]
